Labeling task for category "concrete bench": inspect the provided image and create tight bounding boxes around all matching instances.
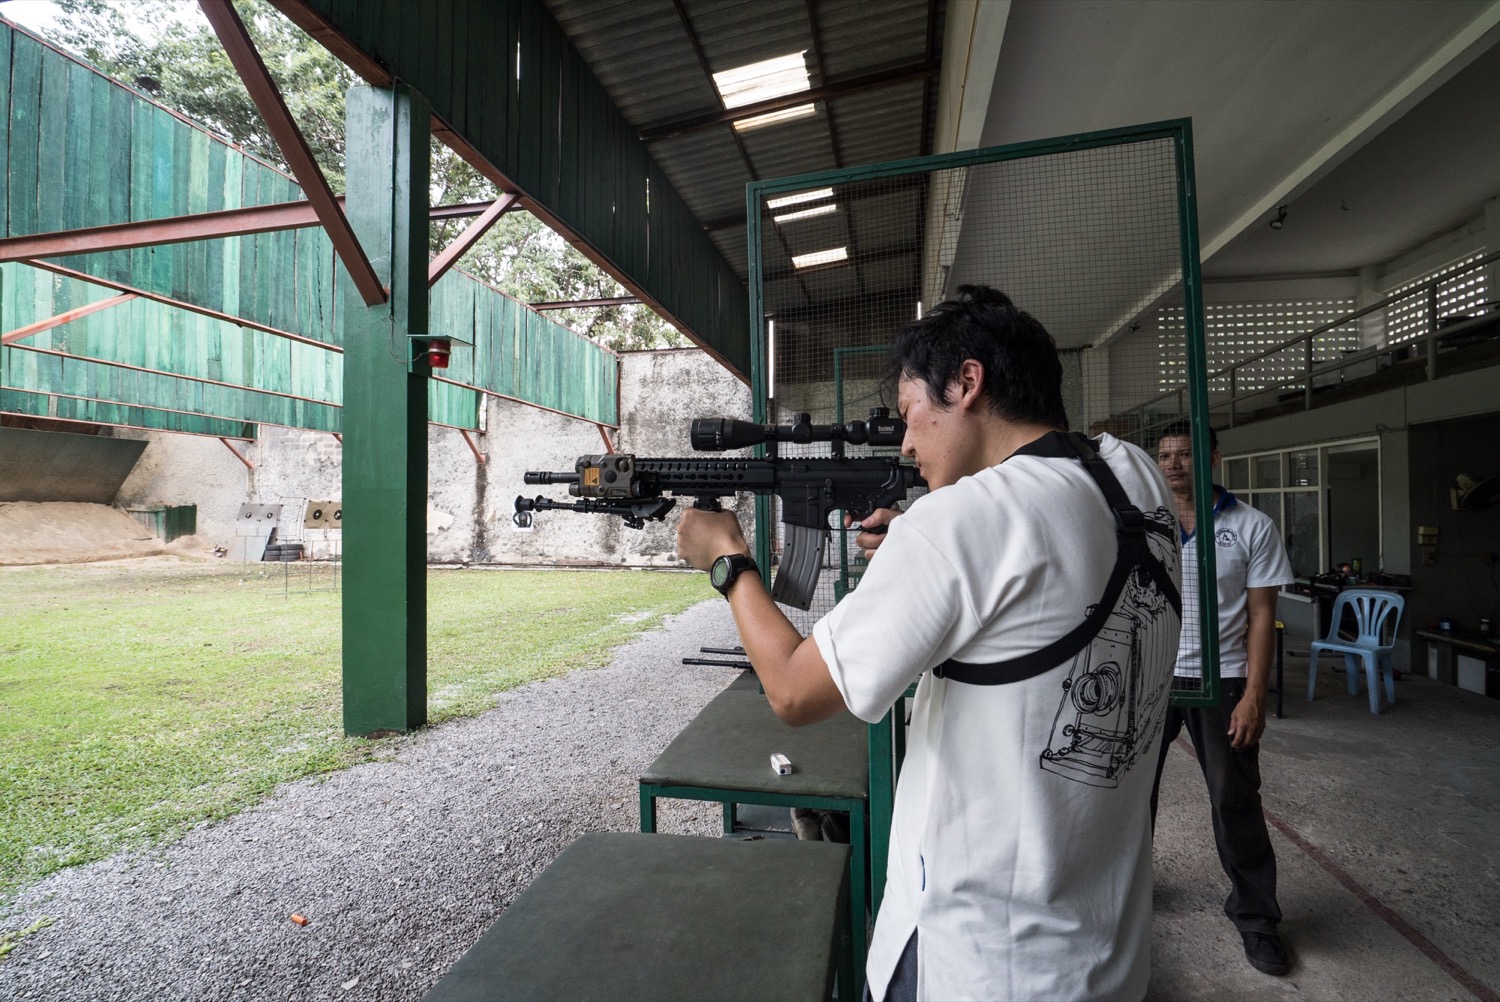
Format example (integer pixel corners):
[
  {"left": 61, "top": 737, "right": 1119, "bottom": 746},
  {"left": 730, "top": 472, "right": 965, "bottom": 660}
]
[
  {"left": 422, "top": 832, "right": 849, "bottom": 1001},
  {"left": 638, "top": 686, "right": 870, "bottom": 979}
]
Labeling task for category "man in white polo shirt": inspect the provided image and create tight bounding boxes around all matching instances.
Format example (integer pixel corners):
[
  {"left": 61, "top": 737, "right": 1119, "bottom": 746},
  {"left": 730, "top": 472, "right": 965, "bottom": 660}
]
[
  {"left": 1151, "top": 419, "right": 1294, "bottom": 977},
  {"left": 678, "top": 286, "right": 1182, "bottom": 1001}
]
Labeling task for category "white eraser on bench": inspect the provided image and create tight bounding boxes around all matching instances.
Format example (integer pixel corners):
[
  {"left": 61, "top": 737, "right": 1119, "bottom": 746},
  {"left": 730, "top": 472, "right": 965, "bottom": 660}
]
[{"left": 770, "top": 753, "right": 792, "bottom": 776}]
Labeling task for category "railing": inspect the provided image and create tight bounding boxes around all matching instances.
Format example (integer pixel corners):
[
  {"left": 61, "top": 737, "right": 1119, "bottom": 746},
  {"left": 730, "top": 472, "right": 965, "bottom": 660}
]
[{"left": 1118, "top": 250, "right": 1500, "bottom": 444}]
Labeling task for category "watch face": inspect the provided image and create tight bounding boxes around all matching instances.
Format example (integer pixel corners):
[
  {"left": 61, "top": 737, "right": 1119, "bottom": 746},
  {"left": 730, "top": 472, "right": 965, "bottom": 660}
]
[{"left": 710, "top": 557, "right": 731, "bottom": 590}]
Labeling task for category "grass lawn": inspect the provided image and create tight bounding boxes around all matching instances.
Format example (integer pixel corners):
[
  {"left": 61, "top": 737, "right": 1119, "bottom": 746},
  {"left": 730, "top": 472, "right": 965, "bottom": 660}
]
[{"left": 0, "top": 558, "right": 709, "bottom": 905}]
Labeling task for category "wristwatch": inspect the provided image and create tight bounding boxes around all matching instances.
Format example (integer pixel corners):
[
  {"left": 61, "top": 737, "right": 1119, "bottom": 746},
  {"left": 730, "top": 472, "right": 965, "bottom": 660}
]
[{"left": 709, "top": 553, "right": 759, "bottom": 598}]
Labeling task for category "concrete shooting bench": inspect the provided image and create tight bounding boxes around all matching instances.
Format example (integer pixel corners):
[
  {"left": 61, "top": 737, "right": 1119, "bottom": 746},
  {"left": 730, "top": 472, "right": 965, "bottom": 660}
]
[
  {"left": 421, "top": 832, "right": 850, "bottom": 1001},
  {"left": 638, "top": 685, "right": 873, "bottom": 979}
]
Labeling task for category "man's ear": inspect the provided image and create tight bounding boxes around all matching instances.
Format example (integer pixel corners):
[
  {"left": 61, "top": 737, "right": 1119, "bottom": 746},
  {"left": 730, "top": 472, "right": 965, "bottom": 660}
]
[{"left": 952, "top": 359, "right": 985, "bottom": 412}]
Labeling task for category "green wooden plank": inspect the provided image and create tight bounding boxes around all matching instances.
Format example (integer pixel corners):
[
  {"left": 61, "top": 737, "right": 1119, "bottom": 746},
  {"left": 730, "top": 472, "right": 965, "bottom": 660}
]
[
  {"left": 447, "top": 0, "right": 468, "bottom": 138},
  {"left": 0, "top": 27, "right": 11, "bottom": 226},
  {"left": 36, "top": 46, "right": 69, "bottom": 234},
  {"left": 536, "top": 12, "right": 560, "bottom": 210},
  {"left": 65, "top": 59, "right": 96, "bottom": 232}
]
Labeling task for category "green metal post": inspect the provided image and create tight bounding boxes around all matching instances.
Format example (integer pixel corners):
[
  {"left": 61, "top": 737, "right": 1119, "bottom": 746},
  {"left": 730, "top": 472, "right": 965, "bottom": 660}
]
[
  {"left": 1174, "top": 120, "right": 1220, "bottom": 708},
  {"left": 340, "top": 84, "right": 431, "bottom": 735},
  {"left": 867, "top": 712, "right": 895, "bottom": 919}
]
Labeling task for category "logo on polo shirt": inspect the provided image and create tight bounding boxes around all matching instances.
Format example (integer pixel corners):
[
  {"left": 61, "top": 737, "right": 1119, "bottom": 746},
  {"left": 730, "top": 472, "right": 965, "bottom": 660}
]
[{"left": 1216, "top": 527, "right": 1238, "bottom": 547}]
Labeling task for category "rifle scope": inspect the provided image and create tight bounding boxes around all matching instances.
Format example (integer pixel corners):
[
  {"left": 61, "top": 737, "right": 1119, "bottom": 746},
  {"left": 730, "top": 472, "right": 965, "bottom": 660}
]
[{"left": 691, "top": 408, "right": 905, "bottom": 452}]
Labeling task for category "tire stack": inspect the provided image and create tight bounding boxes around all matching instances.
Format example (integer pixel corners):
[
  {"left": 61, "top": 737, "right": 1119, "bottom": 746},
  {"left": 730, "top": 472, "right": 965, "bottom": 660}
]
[{"left": 261, "top": 542, "right": 304, "bottom": 562}]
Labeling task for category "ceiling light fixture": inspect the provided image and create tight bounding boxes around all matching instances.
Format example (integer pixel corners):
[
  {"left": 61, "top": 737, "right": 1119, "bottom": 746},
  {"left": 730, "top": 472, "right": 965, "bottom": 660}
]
[
  {"left": 792, "top": 246, "right": 848, "bottom": 269},
  {"left": 1269, "top": 205, "right": 1287, "bottom": 230},
  {"left": 733, "top": 103, "right": 816, "bottom": 132},
  {"left": 773, "top": 203, "right": 837, "bottom": 224},
  {"left": 767, "top": 187, "right": 834, "bottom": 210}
]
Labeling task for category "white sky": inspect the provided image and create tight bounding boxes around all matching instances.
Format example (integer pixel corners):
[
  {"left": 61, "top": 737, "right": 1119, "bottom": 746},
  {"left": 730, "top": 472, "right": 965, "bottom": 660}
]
[
  {"left": 0, "top": 0, "right": 65, "bottom": 34},
  {"left": 0, "top": 0, "right": 197, "bottom": 43}
]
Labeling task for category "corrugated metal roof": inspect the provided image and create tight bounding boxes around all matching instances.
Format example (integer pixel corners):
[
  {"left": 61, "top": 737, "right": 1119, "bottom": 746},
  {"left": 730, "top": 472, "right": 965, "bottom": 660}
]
[{"left": 543, "top": 0, "right": 944, "bottom": 311}]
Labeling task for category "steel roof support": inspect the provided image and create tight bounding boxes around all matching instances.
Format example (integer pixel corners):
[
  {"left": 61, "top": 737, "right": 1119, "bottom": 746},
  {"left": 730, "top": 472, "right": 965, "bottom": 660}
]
[
  {"left": 198, "top": 0, "right": 387, "bottom": 307},
  {"left": 802, "top": 0, "right": 867, "bottom": 301},
  {"left": 669, "top": 0, "right": 814, "bottom": 309},
  {"left": 459, "top": 428, "right": 486, "bottom": 465},
  {"left": 340, "top": 84, "right": 431, "bottom": 736},
  {"left": 0, "top": 201, "right": 495, "bottom": 264},
  {"left": 530, "top": 296, "right": 640, "bottom": 311},
  {"left": 2, "top": 293, "right": 137, "bottom": 345},
  {"left": 427, "top": 194, "right": 519, "bottom": 287},
  {"left": 218, "top": 437, "right": 256, "bottom": 470}
]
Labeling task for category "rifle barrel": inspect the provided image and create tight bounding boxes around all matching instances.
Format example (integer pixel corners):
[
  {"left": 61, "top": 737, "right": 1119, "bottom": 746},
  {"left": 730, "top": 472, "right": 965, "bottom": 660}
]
[{"left": 524, "top": 471, "right": 580, "bottom": 485}]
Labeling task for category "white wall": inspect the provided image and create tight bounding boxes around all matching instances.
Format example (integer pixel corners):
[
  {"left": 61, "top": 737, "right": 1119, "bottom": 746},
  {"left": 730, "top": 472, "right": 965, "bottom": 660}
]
[{"left": 114, "top": 349, "right": 752, "bottom": 568}]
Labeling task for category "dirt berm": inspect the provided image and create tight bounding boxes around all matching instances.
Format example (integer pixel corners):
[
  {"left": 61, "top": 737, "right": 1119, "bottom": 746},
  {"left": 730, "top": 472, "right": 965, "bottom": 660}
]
[{"left": 0, "top": 501, "right": 209, "bottom": 565}]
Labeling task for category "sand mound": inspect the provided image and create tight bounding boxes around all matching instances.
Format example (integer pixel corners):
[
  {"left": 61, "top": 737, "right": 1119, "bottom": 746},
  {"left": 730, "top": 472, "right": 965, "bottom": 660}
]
[{"left": 0, "top": 501, "right": 169, "bottom": 565}]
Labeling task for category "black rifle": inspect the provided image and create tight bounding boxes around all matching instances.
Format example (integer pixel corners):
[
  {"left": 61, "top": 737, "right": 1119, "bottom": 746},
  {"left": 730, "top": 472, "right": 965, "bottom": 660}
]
[{"left": 513, "top": 411, "right": 923, "bottom": 609}]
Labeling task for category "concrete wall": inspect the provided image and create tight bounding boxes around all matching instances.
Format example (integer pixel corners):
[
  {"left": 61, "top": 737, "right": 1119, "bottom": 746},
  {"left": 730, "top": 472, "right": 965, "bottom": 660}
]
[
  {"left": 1406, "top": 415, "right": 1500, "bottom": 639},
  {"left": 114, "top": 430, "right": 253, "bottom": 545},
  {"left": 1217, "top": 362, "right": 1500, "bottom": 665},
  {"left": 110, "top": 349, "right": 752, "bottom": 567},
  {"left": 1, "top": 427, "right": 146, "bottom": 503}
]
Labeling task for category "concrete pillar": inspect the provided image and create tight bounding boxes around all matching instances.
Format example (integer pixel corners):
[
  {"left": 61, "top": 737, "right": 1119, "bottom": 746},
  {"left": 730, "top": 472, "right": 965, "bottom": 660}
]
[{"left": 340, "top": 85, "right": 431, "bottom": 735}]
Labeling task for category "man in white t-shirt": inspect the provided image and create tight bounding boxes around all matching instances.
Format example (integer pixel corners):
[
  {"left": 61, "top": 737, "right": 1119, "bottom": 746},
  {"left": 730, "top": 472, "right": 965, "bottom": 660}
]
[
  {"left": 1151, "top": 420, "right": 1295, "bottom": 977},
  {"left": 678, "top": 286, "right": 1182, "bottom": 1001}
]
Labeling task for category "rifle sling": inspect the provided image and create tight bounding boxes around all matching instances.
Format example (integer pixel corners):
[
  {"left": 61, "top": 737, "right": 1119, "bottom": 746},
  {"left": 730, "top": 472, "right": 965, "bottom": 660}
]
[{"left": 932, "top": 431, "right": 1179, "bottom": 686}]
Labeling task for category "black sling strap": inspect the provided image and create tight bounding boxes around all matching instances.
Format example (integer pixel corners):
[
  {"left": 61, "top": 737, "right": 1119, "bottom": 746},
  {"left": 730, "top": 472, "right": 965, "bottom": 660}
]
[{"left": 931, "top": 431, "right": 1180, "bottom": 686}]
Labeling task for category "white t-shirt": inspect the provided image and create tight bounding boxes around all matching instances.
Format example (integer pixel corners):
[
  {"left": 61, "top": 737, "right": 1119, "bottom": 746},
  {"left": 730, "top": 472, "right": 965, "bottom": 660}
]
[
  {"left": 812, "top": 433, "right": 1181, "bottom": 1002},
  {"left": 1175, "top": 490, "right": 1294, "bottom": 679}
]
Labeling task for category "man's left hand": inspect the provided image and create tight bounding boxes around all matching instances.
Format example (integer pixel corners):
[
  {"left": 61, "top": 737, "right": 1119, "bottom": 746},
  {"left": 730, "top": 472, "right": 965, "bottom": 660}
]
[
  {"left": 676, "top": 507, "right": 750, "bottom": 571},
  {"left": 1226, "top": 693, "right": 1266, "bottom": 749}
]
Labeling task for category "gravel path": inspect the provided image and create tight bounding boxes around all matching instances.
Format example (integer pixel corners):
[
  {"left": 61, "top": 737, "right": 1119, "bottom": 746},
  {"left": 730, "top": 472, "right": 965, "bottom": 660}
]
[{"left": 0, "top": 598, "right": 743, "bottom": 1002}]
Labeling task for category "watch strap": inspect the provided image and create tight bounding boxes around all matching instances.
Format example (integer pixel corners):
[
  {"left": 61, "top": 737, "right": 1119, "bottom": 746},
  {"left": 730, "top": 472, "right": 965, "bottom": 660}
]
[{"left": 711, "top": 553, "right": 759, "bottom": 598}]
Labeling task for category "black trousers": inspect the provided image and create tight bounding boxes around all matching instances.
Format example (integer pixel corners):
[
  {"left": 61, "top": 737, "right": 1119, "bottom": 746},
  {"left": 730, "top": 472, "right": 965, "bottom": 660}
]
[
  {"left": 1150, "top": 677, "right": 1282, "bottom": 934},
  {"left": 865, "top": 930, "right": 917, "bottom": 1002}
]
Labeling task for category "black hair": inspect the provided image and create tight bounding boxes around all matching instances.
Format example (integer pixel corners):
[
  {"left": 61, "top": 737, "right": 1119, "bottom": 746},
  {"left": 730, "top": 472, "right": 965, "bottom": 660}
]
[
  {"left": 885, "top": 285, "right": 1067, "bottom": 428},
  {"left": 1155, "top": 418, "right": 1217, "bottom": 453}
]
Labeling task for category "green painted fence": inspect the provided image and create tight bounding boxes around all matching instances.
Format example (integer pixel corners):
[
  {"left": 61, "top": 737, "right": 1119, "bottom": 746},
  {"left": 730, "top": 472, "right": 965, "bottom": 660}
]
[{"left": 0, "top": 19, "right": 616, "bottom": 433}]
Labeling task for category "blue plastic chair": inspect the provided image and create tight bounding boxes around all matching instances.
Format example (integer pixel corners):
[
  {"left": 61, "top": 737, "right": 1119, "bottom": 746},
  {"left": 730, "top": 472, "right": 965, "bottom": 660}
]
[{"left": 1306, "top": 588, "right": 1405, "bottom": 714}]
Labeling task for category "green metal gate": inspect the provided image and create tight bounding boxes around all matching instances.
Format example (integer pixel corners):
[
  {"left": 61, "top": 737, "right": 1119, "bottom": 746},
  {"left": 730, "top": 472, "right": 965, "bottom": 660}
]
[{"left": 744, "top": 119, "right": 1219, "bottom": 706}]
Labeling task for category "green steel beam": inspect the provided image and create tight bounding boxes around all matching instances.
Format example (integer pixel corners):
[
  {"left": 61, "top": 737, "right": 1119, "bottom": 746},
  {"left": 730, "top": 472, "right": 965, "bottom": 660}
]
[{"left": 340, "top": 84, "right": 429, "bottom": 736}]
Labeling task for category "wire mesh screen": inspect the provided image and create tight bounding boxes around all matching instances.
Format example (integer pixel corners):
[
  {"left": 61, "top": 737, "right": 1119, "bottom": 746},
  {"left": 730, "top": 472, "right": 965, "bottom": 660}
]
[{"left": 748, "top": 122, "right": 1219, "bottom": 701}]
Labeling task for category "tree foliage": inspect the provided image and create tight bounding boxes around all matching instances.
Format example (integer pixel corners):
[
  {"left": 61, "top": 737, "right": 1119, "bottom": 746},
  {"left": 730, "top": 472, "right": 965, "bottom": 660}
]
[{"left": 43, "top": 0, "right": 688, "bottom": 351}]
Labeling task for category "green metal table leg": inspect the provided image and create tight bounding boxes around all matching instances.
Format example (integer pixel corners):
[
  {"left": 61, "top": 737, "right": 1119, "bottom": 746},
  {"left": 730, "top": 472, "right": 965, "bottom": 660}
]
[
  {"left": 722, "top": 802, "right": 736, "bottom": 835},
  {"left": 848, "top": 801, "right": 868, "bottom": 984},
  {"left": 639, "top": 786, "right": 657, "bottom": 833},
  {"left": 867, "top": 711, "right": 895, "bottom": 921}
]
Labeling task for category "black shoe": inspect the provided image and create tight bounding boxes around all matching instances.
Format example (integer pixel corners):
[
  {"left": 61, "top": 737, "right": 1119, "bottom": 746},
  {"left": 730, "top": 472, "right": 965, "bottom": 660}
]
[{"left": 1241, "top": 931, "right": 1289, "bottom": 975}]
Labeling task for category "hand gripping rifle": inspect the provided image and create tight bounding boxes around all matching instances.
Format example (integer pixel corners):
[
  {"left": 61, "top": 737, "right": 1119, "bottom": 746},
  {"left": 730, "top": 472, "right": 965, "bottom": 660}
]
[{"left": 513, "top": 410, "right": 924, "bottom": 609}]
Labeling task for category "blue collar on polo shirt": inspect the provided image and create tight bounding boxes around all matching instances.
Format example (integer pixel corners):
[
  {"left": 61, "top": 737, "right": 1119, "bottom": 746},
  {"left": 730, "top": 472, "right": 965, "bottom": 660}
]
[{"left": 1182, "top": 486, "right": 1237, "bottom": 544}]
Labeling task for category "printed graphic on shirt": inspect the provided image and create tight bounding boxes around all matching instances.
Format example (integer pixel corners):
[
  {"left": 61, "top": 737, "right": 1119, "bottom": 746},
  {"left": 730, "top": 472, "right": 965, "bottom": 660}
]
[
  {"left": 1216, "top": 527, "right": 1238, "bottom": 547},
  {"left": 1040, "top": 507, "right": 1180, "bottom": 788}
]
